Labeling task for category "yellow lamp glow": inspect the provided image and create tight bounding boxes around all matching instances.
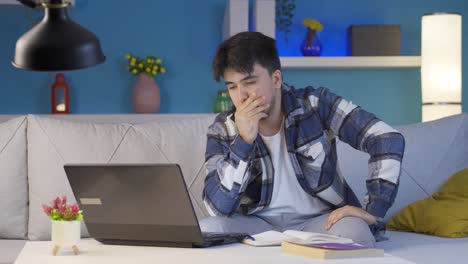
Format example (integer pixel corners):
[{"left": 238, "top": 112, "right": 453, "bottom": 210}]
[
  {"left": 56, "top": 103, "right": 66, "bottom": 112},
  {"left": 421, "top": 13, "right": 462, "bottom": 122}
]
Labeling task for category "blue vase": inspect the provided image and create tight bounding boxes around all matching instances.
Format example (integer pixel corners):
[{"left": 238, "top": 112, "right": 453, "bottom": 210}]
[{"left": 301, "top": 29, "right": 322, "bottom": 56}]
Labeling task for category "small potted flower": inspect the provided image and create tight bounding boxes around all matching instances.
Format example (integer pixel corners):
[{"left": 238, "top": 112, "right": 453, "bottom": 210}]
[
  {"left": 301, "top": 18, "right": 324, "bottom": 56},
  {"left": 42, "top": 196, "right": 83, "bottom": 255},
  {"left": 125, "top": 53, "right": 167, "bottom": 113}
]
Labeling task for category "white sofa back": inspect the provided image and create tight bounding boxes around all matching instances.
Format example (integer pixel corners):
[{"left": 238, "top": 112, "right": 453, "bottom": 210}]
[
  {"left": 0, "top": 114, "right": 215, "bottom": 240},
  {"left": 0, "top": 113, "right": 467, "bottom": 241}
]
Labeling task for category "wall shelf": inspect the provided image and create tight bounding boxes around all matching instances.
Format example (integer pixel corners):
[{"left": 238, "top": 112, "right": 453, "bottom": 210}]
[{"left": 280, "top": 56, "right": 421, "bottom": 69}]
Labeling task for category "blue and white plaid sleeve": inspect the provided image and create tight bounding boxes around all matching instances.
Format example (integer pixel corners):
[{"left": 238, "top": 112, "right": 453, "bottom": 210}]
[
  {"left": 315, "top": 87, "right": 405, "bottom": 218},
  {"left": 202, "top": 114, "right": 257, "bottom": 216}
]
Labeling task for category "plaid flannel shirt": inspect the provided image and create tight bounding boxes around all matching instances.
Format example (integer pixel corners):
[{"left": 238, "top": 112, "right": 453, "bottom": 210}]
[{"left": 203, "top": 84, "right": 405, "bottom": 223}]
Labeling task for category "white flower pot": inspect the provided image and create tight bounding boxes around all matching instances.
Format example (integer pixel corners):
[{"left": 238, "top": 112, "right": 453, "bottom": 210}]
[{"left": 51, "top": 220, "right": 81, "bottom": 247}]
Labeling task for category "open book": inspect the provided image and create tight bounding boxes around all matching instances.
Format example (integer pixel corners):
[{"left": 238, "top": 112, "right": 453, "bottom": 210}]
[{"left": 241, "top": 230, "right": 354, "bottom": 247}]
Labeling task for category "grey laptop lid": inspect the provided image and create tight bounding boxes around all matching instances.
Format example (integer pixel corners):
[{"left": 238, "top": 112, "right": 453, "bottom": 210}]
[{"left": 64, "top": 164, "right": 205, "bottom": 247}]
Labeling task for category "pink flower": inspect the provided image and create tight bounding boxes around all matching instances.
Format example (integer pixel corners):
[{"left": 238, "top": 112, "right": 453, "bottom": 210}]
[
  {"left": 71, "top": 203, "right": 80, "bottom": 214},
  {"left": 42, "top": 204, "right": 52, "bottom": 216},
  {"left": 43, "top": 195, "right": 83, "bottom": 221},
  {"left": 53, "top": 197, "right": 61, "bottom": 209},
  {"left": 53, "top": 196, "right": 67, "bottom": 214},
  {"left": 58, "top": 205, "right": 66, "bottom": 215}
]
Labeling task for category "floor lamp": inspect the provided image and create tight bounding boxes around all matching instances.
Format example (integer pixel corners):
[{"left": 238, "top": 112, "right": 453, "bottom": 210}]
[{"left": 421, "top": 13, "right": 462, "bottom": 122}]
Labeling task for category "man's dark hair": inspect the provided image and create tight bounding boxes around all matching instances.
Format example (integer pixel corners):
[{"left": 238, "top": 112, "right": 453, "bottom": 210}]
[{"left": 212, "top": 32, "right": 281, "bottom": 82}]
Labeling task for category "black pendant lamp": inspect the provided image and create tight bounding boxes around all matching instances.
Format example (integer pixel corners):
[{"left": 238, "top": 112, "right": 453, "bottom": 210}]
[{"left": 12, "top": 0, "right": 105, "bottom": 71}]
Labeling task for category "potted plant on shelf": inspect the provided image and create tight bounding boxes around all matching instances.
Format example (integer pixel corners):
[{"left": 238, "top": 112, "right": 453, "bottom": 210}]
[
  {"left": 125, "top": 53, "right": 167, "bottom": 114},
  {"left": 276, "top": 0, "right": 296, "bottom": 43},
  {"left": 42, "top": 196, "right": 83, "bottom": 256}
]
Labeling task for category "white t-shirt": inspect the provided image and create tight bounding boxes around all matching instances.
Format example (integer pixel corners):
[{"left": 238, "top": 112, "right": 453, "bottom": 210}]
[{"left": 256, "top": 125, "right": 331, "bottom": 217}]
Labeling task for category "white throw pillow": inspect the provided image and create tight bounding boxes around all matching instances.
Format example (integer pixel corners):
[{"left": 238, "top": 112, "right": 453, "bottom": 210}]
[{"left": 0, "top": 116, "right": 28, "bottom": 239}]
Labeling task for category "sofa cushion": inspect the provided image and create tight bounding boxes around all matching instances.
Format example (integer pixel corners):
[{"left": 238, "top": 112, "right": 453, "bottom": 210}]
[
  {"left": 0, "top": 116, "right": 28, "bottom": 239},
  {"left": 338, "top": 113, "right": 468, "bottom": 222},
  {"left": 337, "top": 135, "right": 427, "bottom": 223},
  {"left": 386, "top": 168, "right": 468, "bottom": 238},
  {"left": 388, "top": 113, "right": 468, "bottom": 220},
  {"left": 27, "top": 115, "right": 214, "bottom": 240},
  {"left": 0, "top": 239, "right": 26, "bottom": 264},
  {"left": 397, "top": 114, "right": 468, "bottom": 195}
]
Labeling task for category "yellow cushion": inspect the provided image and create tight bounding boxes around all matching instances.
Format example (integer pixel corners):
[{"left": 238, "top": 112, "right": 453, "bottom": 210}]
[{"left": 386, "top": 168, "right": 468, "bottom": 238}]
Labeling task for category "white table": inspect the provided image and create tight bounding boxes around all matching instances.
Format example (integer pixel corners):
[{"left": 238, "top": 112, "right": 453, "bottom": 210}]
[{"left": 14, "top": 239, "right": 415, "bottom": 264}]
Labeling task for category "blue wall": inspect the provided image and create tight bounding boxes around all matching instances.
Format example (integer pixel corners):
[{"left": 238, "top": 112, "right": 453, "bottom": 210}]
[{"left": 0, "top": 0, "right": 466, "bottom": 125}]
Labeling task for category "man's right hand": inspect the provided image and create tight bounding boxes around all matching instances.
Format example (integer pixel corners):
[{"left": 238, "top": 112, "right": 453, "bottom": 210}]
[{"left": 235, "top": 93, "right": 269, "bottom": 144}]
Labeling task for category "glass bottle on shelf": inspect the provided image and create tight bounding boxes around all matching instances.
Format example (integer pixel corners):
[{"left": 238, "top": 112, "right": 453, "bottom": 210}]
[{"left": 214, "top": 89, "right": 233, "bottom": 113}]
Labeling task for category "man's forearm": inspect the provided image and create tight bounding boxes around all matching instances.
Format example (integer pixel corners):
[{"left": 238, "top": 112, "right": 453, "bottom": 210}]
[{"left": 203, "top": 134, "right": 255, "bottom": 216}]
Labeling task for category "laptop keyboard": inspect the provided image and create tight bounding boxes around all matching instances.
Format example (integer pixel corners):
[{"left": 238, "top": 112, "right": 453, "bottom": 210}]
[
  {"left": 202, "top": 232, "right": 252, "bottom": 243},
  {"left": 202, "top": 232, "right": 233, "bottom": 239},
  {"left": 193, "top": 232, "right": 251, "bottom": 248}
]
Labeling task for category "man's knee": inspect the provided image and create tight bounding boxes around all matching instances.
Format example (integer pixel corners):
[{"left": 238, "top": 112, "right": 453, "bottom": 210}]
[
  {"left": 199, "top": 215, "right": 273, "bottom": 234},
  {"left": 330, "top": 216, "right": 376, "bottom": 248}
]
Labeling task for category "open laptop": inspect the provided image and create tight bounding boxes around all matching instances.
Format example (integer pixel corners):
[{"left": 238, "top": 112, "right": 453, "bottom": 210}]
[{"left": 64, "top": 164, "right": 250, "bottom": 248}]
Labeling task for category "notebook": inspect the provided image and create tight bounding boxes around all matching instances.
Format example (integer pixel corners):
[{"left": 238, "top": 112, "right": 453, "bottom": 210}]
[{"left": 281, "top": 240, "right": 384, "bottom": 259}]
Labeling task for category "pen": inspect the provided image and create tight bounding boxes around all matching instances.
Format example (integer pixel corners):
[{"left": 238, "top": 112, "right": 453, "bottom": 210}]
[{"left": 247, "top": 235, "right": 256, "bottom": 241}]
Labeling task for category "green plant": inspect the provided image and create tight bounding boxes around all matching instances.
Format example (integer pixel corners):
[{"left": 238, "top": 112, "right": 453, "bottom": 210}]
[
  {"left": 125, "top": 53, "right": 166, "bottom": 77},
  {"left": 42, "top": 196, "right": 83, "bottom": 221},
  {"left": 276, "top": 0, "right": 296, "bottom": 43}
]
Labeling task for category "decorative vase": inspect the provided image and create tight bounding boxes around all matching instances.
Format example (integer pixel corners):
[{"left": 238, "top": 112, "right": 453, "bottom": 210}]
[
  {"left": 300, "top": 28, "right": 322, "bottom": 56},
  {"left": 51, "top": 220, "right": 81, "bottom": 255},
  {"left": 132, "top": 73, "right": 161, "bottom": 113}
]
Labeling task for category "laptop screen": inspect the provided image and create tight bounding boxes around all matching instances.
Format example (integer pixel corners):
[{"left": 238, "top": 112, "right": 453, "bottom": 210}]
[{"left": 64, "top": 164, "right": 203, "bottom": 243}]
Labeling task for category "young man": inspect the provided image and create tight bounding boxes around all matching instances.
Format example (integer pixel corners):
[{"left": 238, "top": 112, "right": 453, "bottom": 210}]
[{"left": 200, "top": 32, "right": 405, "bottom": 248}]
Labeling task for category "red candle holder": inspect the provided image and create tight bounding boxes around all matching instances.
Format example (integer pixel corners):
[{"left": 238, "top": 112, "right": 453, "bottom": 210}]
[{"left": 51, "top": 73, "right": 70, "bottom": 114}]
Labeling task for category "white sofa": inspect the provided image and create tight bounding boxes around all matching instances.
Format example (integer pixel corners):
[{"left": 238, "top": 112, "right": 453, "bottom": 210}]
[{"left": 0, "top": 113, "right": 467, "bottom": 264}]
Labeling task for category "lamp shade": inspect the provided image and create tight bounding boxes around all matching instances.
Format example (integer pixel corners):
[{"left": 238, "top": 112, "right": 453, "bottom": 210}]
[
  {"left": 12, "top": 3, "right": 105, "bottom": 71},
  {"left": 421, "top": 13, "right": 462, "bottom": 122}
]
